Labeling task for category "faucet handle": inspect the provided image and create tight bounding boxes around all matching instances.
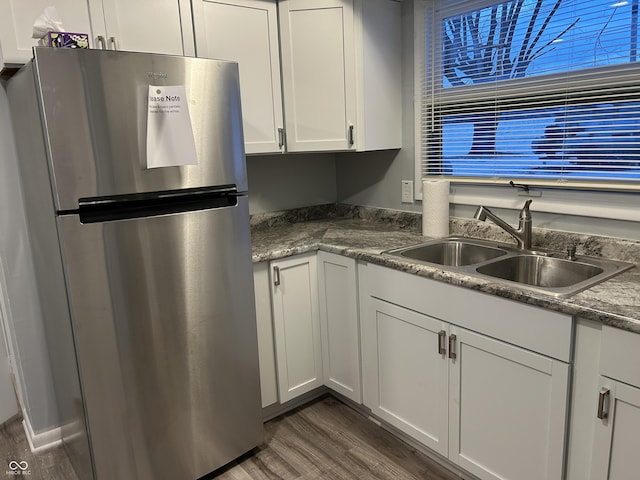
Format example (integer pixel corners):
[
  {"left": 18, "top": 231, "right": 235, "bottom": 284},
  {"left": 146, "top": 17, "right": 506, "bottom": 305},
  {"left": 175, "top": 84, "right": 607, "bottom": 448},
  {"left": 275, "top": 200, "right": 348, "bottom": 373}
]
[{"left": 520, "top": 199, "right": 532, "bottom": 220}]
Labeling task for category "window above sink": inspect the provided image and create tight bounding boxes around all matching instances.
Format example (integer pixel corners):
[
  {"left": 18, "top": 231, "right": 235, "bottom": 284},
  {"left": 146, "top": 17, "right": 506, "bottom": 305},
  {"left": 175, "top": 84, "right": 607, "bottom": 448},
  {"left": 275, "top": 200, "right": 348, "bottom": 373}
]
[{"left": 415, "top": 0, "right": 640, "bottom": 191}]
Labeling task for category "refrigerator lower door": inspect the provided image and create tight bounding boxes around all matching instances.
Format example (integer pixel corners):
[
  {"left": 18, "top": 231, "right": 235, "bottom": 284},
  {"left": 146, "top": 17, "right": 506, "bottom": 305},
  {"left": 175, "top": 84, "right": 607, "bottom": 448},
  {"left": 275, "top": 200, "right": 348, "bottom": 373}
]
[{"left": 57, "top": 196, "right": 262, "bottom": 480}]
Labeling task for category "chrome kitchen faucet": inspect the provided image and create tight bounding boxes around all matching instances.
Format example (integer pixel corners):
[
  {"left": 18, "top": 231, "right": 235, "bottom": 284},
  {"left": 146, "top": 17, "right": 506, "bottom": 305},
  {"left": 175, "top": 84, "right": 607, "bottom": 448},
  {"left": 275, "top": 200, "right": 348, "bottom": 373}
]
[{"left": 474, "top": 200, "right": 533, "bottom": 250}]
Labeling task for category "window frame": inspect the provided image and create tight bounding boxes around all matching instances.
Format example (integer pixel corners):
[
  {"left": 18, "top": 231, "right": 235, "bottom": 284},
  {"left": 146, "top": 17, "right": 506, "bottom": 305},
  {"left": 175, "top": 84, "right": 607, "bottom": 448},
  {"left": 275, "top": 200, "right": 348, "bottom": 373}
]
[
  {"left": 414, "top": 0, "right": 640, "bottom": 194},
  {"left": 413, "top": 0, "right": 640, "bottom": 222}
]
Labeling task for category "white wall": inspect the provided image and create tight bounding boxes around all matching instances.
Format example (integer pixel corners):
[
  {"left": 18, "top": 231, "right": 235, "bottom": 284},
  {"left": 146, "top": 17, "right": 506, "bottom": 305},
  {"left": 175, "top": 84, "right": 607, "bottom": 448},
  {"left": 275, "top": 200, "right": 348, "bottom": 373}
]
[
  {"left": 247, "top": 153, "right": 337, "bottom": 214},
  {"left": 335, "top": 0, "right": 420, "bottom": 214},
  {"left": 0, "top": 81, "right": 58, "bottom": 433}
]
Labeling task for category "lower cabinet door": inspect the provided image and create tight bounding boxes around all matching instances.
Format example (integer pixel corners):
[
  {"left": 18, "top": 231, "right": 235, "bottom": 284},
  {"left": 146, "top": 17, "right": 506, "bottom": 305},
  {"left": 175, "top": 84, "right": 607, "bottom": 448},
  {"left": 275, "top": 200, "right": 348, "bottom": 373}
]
[
  {"left": 253, "top": 262, "right": 278, "bottom": 408},
  {"left": 448, "top": 327, "right": 570, "bottom": 480},
  {"left": 363, "top": 298, "right": 449, "bottom": 456},
  {"left": 317, "top": 251, "right": 361, "bottom": 402},
  {"left": 590, "top": 378, "right": 640, "bottom": 480},
  {"left": 271, "top": 253, "right": 323, "bottom": 403}
]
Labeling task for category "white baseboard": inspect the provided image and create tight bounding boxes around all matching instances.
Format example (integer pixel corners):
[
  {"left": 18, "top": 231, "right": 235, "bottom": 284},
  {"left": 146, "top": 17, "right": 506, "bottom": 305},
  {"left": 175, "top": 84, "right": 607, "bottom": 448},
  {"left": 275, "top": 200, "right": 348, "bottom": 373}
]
[{"left": 22, "top": 409, "right": 62, "bottom": 453}]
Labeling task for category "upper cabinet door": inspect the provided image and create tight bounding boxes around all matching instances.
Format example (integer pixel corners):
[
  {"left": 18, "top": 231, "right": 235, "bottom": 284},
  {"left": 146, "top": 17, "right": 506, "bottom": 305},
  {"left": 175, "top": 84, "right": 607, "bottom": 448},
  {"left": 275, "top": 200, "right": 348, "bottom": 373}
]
[
  {"left": 279, "top": 0, "right": 357, "bottom": 153},
  {"left": 192, "top": 0, "right": 284, "bottom": 155},
  {"left": 0, "top": 0, "right": 93, "bottom": 65},
  {"left": 87, "top": 0, "right": 194, "bottom": 56}
]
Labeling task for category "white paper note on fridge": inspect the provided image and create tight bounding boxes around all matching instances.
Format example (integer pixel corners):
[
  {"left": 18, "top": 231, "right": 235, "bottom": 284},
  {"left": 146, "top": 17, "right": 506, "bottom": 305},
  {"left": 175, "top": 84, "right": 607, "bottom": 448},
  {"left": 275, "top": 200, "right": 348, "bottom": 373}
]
[{"left": 146, "top": 85, "right": 198, "bottom": 169}]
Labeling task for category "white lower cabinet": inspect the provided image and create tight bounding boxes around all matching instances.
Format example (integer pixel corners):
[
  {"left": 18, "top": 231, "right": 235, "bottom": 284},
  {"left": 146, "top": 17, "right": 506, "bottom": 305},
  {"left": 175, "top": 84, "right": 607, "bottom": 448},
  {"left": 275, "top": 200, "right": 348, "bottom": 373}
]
[
  {"left": 363, "top": 298, "right": 449, "bottom": 456},
  {"left": 589, "top": 326, "right": 640, "bottom": 479},
  {"left": 449, "top": 327, "right": 569, "bottom": 480},
  {"left": 362, "top": 264, "right": 571, "bottom": 480},
  {"left": 317, "top": 251, "right": 361, "bottom": 403},
  {"left": 258, "top": 256, "right": 580, "bottom": 479},
  {"left": 253, "top": 262, "right": 278, "bottom": 408},
  {"left": 256, "top": 252, "right": 361, "bottom": 408},
  {"left": 590, "top": 378, "right": 640, "bottom": 479},
  {"left": 270, "top": 253, "right": 323, "bottom": 403}
]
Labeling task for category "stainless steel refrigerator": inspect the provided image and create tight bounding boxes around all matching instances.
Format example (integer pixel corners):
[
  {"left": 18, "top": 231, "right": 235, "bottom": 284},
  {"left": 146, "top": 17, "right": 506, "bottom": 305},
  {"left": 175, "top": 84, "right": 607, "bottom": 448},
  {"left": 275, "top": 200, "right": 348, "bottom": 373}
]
[{"left": 7, "top": 47, "right": 262, "bottom": 479}]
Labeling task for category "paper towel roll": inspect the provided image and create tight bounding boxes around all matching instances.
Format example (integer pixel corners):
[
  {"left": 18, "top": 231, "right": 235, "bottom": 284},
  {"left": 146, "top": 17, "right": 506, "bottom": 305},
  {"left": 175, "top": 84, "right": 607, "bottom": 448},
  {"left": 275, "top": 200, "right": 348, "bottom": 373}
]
[{"left": 422, "top": 179, "right": 450, "bottom": 238}]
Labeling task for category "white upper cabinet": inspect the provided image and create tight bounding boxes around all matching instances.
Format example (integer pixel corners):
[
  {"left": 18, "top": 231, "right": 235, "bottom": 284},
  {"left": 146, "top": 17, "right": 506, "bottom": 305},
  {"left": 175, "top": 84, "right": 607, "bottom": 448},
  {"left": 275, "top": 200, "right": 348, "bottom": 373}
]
[
  {"left": 0, "top": 0, "right": 93, "bottom": 65},
  {"left": 87, "top": 0, "right": 194, "bottom": 55},
  {"left": 192, "top": 0, "right": 284, "bottom": 154},
  {"left": 278, "top": 0, "right": 401, "bottom": 153},
  {"left": 279, "top": 0, "right": 356, "bottom": 152}
]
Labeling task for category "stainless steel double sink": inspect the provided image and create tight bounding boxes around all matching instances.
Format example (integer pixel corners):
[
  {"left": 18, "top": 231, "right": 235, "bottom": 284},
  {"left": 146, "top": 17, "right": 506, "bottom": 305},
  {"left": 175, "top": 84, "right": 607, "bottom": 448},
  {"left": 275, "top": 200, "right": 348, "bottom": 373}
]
[{"left": 385, "top": 236, "right": 635, "bottom": 297}]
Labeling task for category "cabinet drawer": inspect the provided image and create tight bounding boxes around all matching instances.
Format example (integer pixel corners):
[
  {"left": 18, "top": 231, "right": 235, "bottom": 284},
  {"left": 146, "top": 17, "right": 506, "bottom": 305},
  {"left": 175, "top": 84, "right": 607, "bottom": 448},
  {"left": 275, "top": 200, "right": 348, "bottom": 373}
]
[
  {"left": 600, "top": 325, "right": 640, "bottom": 387},
  {"left": 367, "top": 264, "right": 573, "bottom": 362}
]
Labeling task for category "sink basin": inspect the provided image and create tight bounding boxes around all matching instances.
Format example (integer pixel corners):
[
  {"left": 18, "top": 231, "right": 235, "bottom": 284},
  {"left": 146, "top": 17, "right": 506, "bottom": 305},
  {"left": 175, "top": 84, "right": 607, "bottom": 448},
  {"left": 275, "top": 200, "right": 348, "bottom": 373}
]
[
  {"left": 476, "top": 255, "right": 603, "bottom": 288},
  {"left": 392, "top": 239, "right": 507, "bottom": 267},
  {"left": 475, "top": 253, "right": 634, "bottom": 296},
  {"left": 384, "top": 236, "right": 635, "bottom": 297}
]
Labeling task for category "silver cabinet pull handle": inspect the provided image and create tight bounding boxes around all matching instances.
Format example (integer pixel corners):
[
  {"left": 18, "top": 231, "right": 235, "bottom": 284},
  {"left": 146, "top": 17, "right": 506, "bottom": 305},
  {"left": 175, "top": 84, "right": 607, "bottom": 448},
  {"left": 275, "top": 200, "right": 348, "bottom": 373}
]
[
  {"left": 438, "top": 330, "right": 446, "bottom": 355},
  {"left": 597, "top": 387, "right": 610, "bottom": 419},
  {"left": 273, "top": 266, "right": 280, "bottom": 286},
  {"left": 278, "top": 127, "right": 285, "bottom": 148},
  {"left": 348, "top": 124, "right": 355, "bottom": 146},
  {"left": 96, "top": 35, "right": 107, "bottom": 49},
  {"left": 109, "top": 36, "right": 119, "bottom": 50},
  {"left": 448, "top": 334, "right": 457, "bottom": 360}
]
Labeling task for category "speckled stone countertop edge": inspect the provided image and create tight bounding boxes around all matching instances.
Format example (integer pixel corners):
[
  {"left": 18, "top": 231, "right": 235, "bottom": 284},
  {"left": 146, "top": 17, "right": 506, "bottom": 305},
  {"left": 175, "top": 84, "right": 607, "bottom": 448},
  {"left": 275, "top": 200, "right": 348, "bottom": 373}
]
[{"left": 250, "top": 204, "right": 640, "bottom": 335}]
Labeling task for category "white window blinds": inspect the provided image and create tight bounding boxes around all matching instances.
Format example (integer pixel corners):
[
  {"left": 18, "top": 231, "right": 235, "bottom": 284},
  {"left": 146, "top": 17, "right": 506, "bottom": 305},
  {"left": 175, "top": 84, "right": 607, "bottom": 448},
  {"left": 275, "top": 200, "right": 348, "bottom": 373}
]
[{"left": 419, "top": 0, "right": 640, "bottom": 189}]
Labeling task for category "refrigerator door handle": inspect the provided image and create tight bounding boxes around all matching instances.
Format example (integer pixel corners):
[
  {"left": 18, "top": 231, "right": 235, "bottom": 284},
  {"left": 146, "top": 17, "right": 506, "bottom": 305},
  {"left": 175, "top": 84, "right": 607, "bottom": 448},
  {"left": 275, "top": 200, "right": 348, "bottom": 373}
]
[{"left": 78, "top": 186, "right": 239, "bottom": 223}]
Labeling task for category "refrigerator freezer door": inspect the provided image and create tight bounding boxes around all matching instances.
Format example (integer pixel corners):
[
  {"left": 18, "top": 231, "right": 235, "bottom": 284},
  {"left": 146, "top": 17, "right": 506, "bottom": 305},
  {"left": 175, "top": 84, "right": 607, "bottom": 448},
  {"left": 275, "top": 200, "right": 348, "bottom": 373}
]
[
  {"left": 57, "top": 196, "right": 262, "bottom": 480},
  {"left": 31, "top": 47, "right": 248, "bottom": 211}
]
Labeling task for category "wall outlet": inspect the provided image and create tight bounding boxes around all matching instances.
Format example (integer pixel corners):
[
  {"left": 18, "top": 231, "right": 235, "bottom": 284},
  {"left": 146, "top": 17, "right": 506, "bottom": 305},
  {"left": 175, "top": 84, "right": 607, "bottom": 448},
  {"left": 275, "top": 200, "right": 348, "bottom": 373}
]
[{"left": 401, "top": 180, "right": 414, "bottom": 203}]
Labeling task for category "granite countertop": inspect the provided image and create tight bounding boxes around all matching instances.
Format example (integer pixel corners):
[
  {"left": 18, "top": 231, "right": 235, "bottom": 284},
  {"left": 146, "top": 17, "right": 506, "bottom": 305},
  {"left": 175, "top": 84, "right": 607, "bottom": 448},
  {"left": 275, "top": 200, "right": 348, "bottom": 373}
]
[{"left": 251, "top": 205, "right": 640, "bottom": 335}]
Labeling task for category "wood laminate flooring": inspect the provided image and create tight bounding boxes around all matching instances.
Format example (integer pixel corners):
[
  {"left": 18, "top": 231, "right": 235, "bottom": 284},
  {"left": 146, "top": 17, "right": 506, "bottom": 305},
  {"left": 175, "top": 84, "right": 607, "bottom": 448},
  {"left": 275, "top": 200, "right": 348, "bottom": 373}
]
[
  {"left": 212, "top": 396, "right": 464, "bottom": 480},
  {"left": 0, "top": 396, "right": 464, "bottom": 480}
]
